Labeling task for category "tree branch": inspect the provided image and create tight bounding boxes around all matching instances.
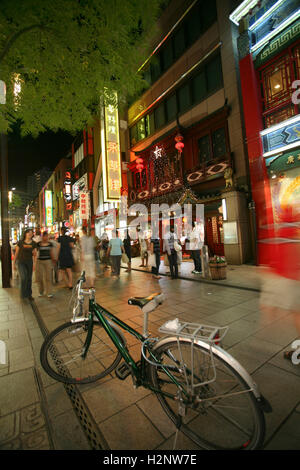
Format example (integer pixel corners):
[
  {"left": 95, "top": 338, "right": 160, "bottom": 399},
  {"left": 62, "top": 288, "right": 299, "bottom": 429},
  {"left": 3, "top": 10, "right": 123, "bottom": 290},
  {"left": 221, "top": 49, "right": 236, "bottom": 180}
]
[{"left": 0, "top": 24, "right": 55, "bottom": 63}]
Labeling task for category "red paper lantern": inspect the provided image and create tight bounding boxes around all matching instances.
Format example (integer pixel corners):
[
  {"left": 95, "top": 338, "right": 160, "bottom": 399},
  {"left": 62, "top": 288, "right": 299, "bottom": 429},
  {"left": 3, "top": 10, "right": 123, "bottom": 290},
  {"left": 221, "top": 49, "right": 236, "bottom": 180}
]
[
  {"left": 175, "top": 134, "right": 184, "bottom": 154},
  {"left": 136, "top": 157, "right": 144, "bottom": 172}
]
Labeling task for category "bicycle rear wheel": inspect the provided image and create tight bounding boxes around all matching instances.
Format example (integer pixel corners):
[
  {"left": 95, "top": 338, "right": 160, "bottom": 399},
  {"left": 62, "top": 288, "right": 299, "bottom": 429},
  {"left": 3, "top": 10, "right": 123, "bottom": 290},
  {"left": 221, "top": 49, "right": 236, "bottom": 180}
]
[
  {"left": 40, "top": 320, "right": 124, "bottom": 384},
  {"left": 150, "top": 339, "right": 265, "bottom": 450}
]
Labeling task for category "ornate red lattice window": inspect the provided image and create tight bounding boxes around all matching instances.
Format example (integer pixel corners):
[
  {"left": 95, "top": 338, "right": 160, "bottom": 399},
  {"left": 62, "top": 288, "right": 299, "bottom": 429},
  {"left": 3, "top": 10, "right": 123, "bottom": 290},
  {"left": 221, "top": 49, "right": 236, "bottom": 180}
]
[{"left": 258, "top": 42, "right": 300, "bottom": 128}]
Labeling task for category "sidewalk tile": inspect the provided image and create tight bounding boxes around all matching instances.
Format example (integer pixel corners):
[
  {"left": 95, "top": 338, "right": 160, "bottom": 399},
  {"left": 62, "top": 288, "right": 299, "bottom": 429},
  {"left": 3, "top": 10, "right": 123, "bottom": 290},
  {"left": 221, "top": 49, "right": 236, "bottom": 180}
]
[
  {"left": 0, "top": 369, "right": 39, "bottom": 416},
  {"left": 99, "top": 404, "right": 164, "bottom": 450}
]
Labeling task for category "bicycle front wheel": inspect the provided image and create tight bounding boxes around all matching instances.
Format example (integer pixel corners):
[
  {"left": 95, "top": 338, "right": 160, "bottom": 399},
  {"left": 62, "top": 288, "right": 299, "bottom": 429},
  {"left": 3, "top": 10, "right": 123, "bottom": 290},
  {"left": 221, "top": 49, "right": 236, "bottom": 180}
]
[
  {"left": 150, "top": 339, "right": 265, "bottom": 450},
  {"left": 40, "top": 320, "right": 124, "bottom": 384}
]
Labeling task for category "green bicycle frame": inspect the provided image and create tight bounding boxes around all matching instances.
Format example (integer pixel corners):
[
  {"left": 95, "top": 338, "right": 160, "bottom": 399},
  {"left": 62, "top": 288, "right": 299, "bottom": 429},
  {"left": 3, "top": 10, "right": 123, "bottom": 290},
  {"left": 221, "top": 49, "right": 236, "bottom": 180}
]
[{"left": 82, "top": 297, "right": 190, "bottom": 400}]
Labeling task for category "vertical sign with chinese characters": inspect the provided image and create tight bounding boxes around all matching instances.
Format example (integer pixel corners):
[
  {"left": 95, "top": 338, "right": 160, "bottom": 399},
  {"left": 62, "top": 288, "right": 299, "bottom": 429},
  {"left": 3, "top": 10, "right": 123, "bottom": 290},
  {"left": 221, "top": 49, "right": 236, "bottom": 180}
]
[
  {"left": 45, "top": 190, "right": 53, "bottom": 227},
  {"left": 101, "top": 93, "right": 122, "bottom": 202},
  {"left": 79, "top": 192, "right": 90, "bottom": 220}
]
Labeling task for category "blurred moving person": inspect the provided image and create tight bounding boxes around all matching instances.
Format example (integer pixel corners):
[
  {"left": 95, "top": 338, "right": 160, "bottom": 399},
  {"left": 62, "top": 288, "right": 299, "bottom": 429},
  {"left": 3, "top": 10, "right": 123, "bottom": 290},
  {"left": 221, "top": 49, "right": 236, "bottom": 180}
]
[
  {"left": 36, "top": 231, "right": 56, "bottom": 298},
  {"left": 57, "top": 227, "right": 74, "bottom": 289},
  {"left": 13, "top": 229, "right": 37, "bottom": 301},
  {"left": 259, "top": 205, "right": 300, "bottom": 365},
  {"left": 80, "top": 226, "right": 96, "bottom": 288}
]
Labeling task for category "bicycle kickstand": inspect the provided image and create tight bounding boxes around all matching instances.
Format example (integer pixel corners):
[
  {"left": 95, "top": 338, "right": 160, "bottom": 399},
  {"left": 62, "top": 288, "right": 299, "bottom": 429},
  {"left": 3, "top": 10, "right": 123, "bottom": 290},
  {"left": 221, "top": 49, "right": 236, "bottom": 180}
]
[{"left": 172, "top": 416, "right": 182, "bottom": 450}]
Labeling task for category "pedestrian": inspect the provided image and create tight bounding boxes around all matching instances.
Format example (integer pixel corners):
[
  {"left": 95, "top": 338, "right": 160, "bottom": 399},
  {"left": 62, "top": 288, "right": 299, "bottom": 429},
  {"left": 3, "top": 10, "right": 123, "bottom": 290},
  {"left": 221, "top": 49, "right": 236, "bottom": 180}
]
[
  {"left": 32, "top": 229, "right": 42, "bottom": 244},
  {"left": 90, "top": 227, "right": 101, "bottom": 275},
  {"left": 137, "top": 227, "right": 148, "bottom": 268},
  {"left": 259, "top": 205, "right": 300, "bottom": 365},
  {"left": 49, "top": 234, "right": 59, "bottom": 283},
  {"left": 99, "top": 232, "right": 110, "bottom": 269},
  {"left": 107, "top": 230, "right": 124, "bottom": 278},
  {"left": 163, "top": 225, "right": 179, "bottom": 279},
  {"left": 123, "top": 230, "right": 132, "bottom": 272},
  {"left": 72, "top": 233, "right": 81, "bottom": 274},
  {"left": 150, "top": 235, "right": 161, "bottom": 279},
  {"left": 13, "top": 229, "right": 37, "bottom": 300},
  {"left": 189, "top": 221, "right": 203, "bottom": 274},
  {"left": 36, "top": 231, "right": 56, "bottom": 298},
  {"left": 80, "top": 226, "right": 96, "bottom": 288},
  {"left": 57, "top": 227, "right": 74, "bottom": 289}
]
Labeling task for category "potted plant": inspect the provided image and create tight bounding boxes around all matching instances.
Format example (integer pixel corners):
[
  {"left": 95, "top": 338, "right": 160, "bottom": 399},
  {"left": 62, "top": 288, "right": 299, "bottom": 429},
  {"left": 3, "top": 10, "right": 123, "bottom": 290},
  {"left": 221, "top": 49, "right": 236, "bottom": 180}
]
[{"left": 209, "top": 256, "right": 227, "bottom": 280}]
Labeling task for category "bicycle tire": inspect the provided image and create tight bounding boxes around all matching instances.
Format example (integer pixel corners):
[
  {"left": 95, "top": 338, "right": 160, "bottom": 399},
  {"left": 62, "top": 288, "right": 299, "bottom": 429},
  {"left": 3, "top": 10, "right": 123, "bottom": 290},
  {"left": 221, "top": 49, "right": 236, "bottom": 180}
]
[
  {"left": 40, "top": 320, "right": 124, "bottom": 384},
  {"left": 150, "top": 338, "right": 265, "bottom": 450}
]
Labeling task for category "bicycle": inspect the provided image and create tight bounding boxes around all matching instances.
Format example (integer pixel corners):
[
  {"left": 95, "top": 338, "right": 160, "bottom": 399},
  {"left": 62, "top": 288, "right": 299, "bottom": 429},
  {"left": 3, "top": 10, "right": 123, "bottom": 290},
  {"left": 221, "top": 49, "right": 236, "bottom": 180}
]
[{"left": 40, "top": 271, "right": 271, "bottom": 450}]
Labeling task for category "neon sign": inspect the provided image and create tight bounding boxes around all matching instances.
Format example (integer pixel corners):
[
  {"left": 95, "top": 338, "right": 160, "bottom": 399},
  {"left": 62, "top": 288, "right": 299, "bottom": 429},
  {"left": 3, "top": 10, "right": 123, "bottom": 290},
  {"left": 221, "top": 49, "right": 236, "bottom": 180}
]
[
  {"left": 45, "top": 190, "right": 53, "bottom": 227},
  {"left": 261, "top": 114, "right": 300, "bottom": 157},
  {"left": 100, "top": 92, "right": 122, "bottom": 203}
]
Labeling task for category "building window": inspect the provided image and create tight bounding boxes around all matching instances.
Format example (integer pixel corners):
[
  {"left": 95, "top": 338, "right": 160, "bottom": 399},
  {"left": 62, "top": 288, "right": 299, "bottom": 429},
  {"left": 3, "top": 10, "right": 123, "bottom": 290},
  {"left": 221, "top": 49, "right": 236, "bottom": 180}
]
[
  {"left": 212, "top": 127, "right": 227, "bottom": 159},
  {"left": 198, "top": 134, "right": 212, "bottom": 164},
  {"left": 166, "top": 94, "right": 177, "bottom": 122},
  {"left": 198, "top": 125, "right": 228, "bottom": 165},
  {"left": 161, "top": 39, "right": 173, "bottom": 72},
  {"left": 130, "top": 52, "right": 223, "bottom": 147},
  {"left": 259, "top": 45, "right": 300, "bottom": 127},
  {"left": 206, "top": 54, "right": 223, "bottom": 94},
  {"left": 178, "top": 82, "right": 191, "bottom": 113},
  {"left": 154, "top": 102, "right": 166, "bottom": 129},
  {"left": 74, "top": 143, "right": 84, "bottom": 168},
  {"left": 192, "top": 69, "right": 207, "bottom": 103},
  {"left": 144, "top": 0, "right": 217, "bottom": 87}
]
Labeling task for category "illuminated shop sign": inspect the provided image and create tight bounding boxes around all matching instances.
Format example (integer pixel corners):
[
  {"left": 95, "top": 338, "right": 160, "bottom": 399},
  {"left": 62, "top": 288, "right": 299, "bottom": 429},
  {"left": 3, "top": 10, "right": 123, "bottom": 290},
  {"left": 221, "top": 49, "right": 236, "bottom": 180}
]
[
  {"left": 72, "top": 173, "right": 88, "bottom": 200},
  {"left": 79, "top": 192, "right": 90, "bottom": 220},
  {"left": 250, "top": 2, "right": 300, "bottom": 53},
  {"left": 100, "top": 91, "right": 122, "bottom": 203},
  {"left": 229, "top": 0, "right": 299, "bottom": 54},
  {"left": 261, "top": 114, "right": 300, "bottom": 157},
  {"left": 45, "top": 190, "right": 53, "bottom": 227},
  {"left": 64, "top": 172, "right": 72, "bottom": 203}
]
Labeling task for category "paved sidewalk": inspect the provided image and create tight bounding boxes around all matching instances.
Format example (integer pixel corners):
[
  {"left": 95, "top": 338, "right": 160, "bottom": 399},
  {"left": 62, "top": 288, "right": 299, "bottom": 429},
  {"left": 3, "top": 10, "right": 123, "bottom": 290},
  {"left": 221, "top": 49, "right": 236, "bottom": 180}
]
[
  {"left": 128, "top": 256, "right": 261, "bottom": 291},
  {"left": 0, "top": 266, "right": 299, "bottom": 450}
]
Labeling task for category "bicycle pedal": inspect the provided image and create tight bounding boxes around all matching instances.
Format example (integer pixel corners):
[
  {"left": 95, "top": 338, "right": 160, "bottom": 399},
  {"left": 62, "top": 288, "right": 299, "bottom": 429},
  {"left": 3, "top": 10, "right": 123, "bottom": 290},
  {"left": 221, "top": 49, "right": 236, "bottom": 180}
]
[{"left": 115, "top": 362, "right": 131, "bottom": 380}]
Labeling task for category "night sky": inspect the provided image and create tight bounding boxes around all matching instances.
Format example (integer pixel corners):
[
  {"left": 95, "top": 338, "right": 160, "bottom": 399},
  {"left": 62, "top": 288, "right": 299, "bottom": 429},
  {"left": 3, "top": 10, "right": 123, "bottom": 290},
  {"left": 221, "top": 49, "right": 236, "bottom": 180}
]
[{"left": 7, "top": 125, "right": 74, "bottom": 193}]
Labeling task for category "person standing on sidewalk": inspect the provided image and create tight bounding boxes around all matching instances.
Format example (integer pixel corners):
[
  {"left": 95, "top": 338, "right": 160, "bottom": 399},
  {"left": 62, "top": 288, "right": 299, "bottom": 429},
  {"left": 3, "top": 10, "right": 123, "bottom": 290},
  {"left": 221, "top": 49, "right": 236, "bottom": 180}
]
[
  {"left": 13, "top": 229, "right": 37, "bottom": 300},
  {"left": 150, "top": 235, "right": 161, "bottom": 279},
  {"left": 36, "top": 232, "right": 56, "bottom": 298},
  {"left": 163, "top": 225, "right": 178, "bottom": 279},
  {"left": 189, "top": 221, "right": 203, "bottom": 274},
  {"left": 57, "top": 227, "right": 74, "bottom": 290},
  {"left": 107, "top": 230, "right": 124, "bottom": 278},
  {"left": 137, "top": 228, "right": 148, "bottom": 268},
  {"left": 123, "top": 230, "right": 132, "bottom": 272},
  {"left": 49, "top": 234, "right": 59, "bottom": 283}
]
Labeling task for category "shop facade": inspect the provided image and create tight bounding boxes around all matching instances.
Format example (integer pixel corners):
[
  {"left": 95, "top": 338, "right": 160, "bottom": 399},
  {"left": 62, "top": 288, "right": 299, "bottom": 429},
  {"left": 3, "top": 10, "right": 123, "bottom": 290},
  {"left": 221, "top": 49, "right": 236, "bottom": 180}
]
[
  {"left": 231, "top": 0, "right": 300, "bottom": 264},
  {"left": 125, "top": 0, "right": 253, "bottom": 264}
]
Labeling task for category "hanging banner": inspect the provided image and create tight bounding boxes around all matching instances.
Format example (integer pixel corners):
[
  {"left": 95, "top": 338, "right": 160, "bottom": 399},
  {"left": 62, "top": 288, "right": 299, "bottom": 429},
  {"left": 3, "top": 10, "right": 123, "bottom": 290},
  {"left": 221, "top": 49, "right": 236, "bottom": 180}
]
[
  {"left": 79, "top": 192, "right": 90, "bottom": 219},
  {"left": 100, "top": 92, "right": 122, "bottom": 203},
  {"left": 45, "top": 190, "right": 53, "bottom": 227}
]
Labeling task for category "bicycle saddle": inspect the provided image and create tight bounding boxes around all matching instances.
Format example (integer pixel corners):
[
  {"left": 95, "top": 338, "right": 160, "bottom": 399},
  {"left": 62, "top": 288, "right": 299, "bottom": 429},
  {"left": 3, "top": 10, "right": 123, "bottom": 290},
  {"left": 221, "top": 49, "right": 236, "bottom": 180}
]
[{"left": 128, "top": 292, "right": 164, "bottom": 310}]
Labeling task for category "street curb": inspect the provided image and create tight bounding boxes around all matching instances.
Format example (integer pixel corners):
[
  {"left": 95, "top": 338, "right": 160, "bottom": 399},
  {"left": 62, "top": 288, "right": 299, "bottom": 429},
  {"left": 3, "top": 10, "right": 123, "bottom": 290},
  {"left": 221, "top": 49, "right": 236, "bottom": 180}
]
[
  {"left": 121, "top": 266, "right": 261, "bottom": 293},
  {"left": 29, "top": 299, "right": 109, "bottom": 450}
]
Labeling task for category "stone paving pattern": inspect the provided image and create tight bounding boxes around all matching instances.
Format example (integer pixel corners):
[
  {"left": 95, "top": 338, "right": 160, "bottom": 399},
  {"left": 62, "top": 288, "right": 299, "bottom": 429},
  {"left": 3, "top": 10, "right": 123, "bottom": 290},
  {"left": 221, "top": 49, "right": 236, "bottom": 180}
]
[{"left": 0, "top": 264, "right": 299, "bottom": 450}]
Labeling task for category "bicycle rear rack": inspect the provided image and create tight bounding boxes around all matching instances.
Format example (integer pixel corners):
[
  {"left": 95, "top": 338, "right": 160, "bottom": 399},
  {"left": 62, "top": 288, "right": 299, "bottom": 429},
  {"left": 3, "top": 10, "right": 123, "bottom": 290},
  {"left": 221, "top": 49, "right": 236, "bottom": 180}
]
[
  {"left": 159, "top": 320, "right": 228, "bottom": 345},
  {"left": 156, "top": 320, "right": 229, "bottom": 391}
]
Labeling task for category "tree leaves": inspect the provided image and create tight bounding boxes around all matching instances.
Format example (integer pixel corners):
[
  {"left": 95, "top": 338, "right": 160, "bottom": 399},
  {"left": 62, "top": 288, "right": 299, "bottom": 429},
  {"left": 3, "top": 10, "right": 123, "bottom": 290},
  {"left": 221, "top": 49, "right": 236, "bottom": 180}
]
[{"left": 0, "top": 0, "right": 161, "bottom": 136}]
